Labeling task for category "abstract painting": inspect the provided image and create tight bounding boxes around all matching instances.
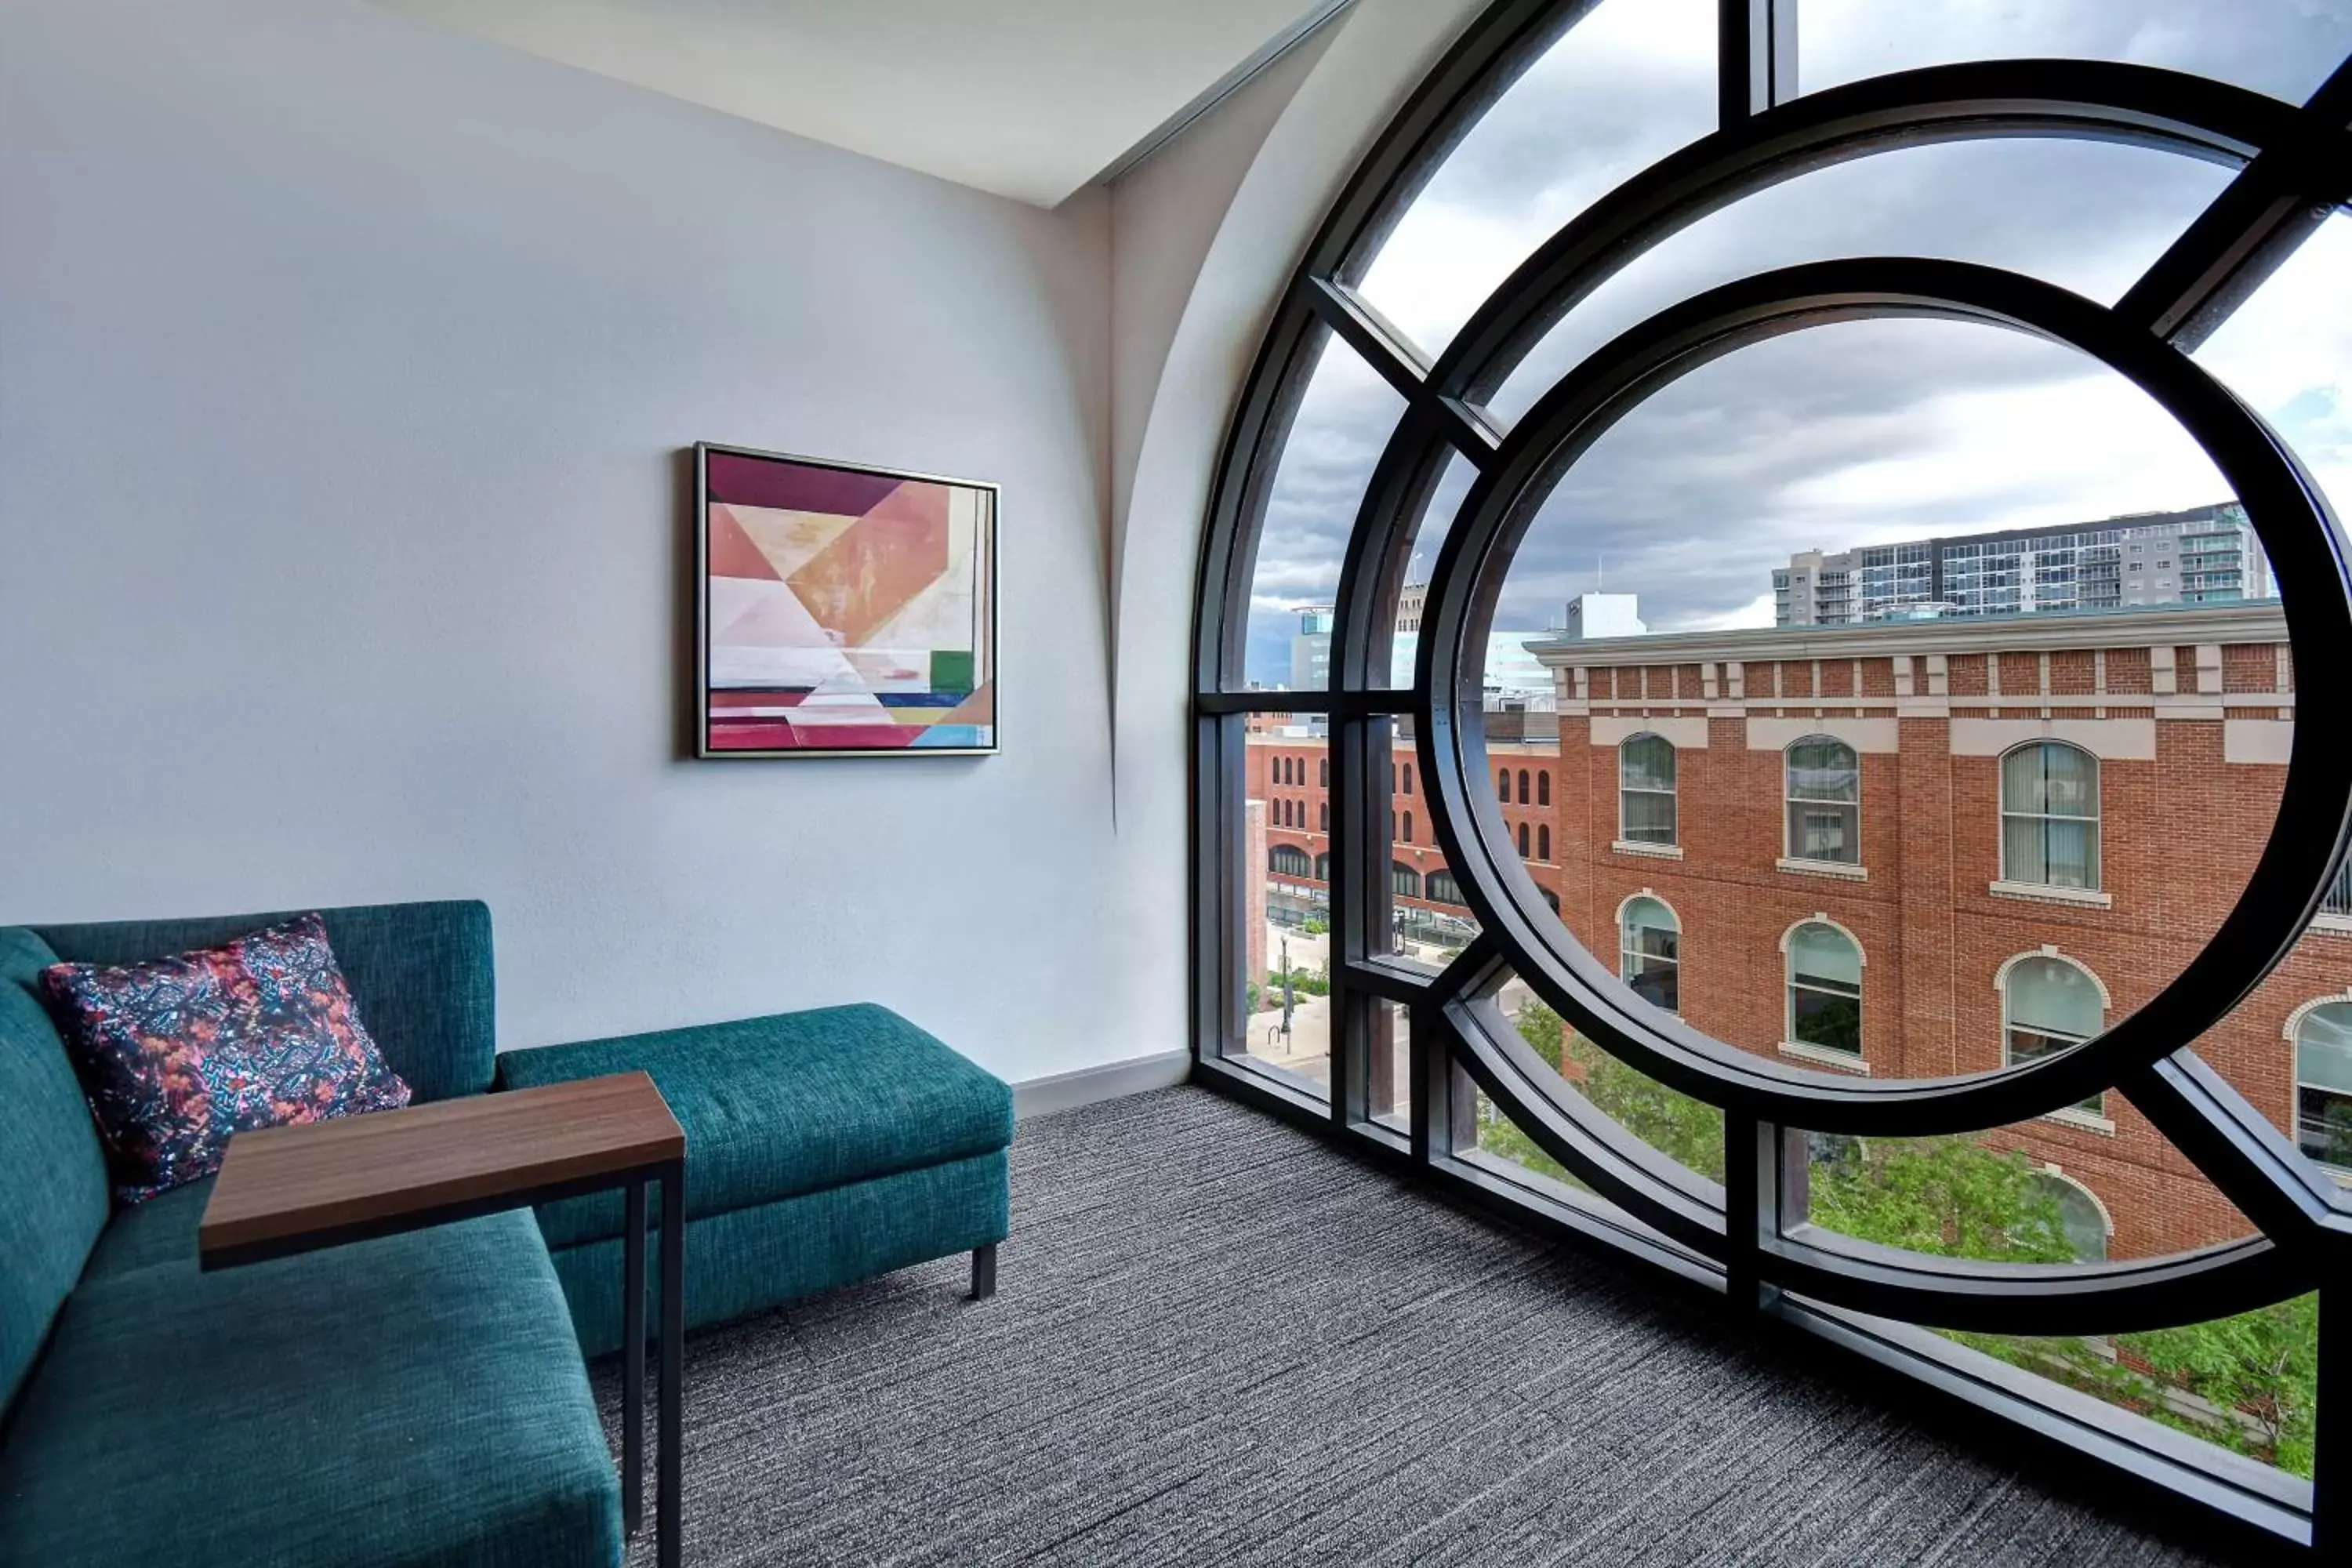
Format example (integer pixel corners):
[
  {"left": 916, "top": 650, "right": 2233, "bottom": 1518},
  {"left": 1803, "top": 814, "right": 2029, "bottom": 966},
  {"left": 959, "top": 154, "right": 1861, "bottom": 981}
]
[{"left": 697, "top": 443, "right": 997, "bottom": 757}]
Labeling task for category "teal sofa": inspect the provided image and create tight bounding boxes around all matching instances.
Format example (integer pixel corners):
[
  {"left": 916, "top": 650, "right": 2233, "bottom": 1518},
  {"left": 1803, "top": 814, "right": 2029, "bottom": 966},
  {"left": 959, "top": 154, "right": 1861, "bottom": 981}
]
[{"left": 0, "top": 900, "right": 1014, "bottom": 1566}]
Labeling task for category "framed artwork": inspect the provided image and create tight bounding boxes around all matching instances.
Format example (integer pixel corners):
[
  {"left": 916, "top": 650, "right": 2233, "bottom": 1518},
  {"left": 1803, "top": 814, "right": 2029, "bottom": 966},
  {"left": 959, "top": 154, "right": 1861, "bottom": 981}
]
[{"left": 696, "top": 442, "right": 998, "bottom": 757}]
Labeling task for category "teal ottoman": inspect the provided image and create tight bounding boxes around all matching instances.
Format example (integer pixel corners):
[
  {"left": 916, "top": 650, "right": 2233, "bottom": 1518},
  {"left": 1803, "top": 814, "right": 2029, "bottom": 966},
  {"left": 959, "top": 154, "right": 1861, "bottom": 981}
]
[{"left": 495, "top": 1003, "right": 1013, "bottom": 1356}]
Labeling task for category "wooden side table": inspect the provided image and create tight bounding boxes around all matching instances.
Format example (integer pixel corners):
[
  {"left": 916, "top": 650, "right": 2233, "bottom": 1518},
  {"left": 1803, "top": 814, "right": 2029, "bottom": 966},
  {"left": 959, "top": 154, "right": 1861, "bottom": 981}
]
[{"left": 201, "top": 1072, "right": 688, "bottom": 1568}]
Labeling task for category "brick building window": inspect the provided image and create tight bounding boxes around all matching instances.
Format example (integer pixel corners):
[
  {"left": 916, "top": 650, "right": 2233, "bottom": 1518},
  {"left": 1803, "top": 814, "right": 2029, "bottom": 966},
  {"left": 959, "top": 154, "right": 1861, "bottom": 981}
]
[
  {"left": 1271, "top": 844, "right": 1312, "bottom": 877},
  {"left": 1319, "top": 802, "right": 1329, "bottom": 833},
  {"left": 2295, "top": 1001, "right": 2352, "bottom": 1172},
  {"left": 1404, "top": 811, "right": 1415, "bottom": 844},
  {"left": 2002, "top": 742, "right": 2101, "bottom": 890},
  {"left": 2323, "top": 859, "right": 2352, "bottom": 920},
  {"left": 1497, "top": 767, "right": 1509, "bottom": 797},
  {"left": 2002, "top": 954, "right": 2107, "bottom": 1117},
  {"left": 1319, "top": 757, "right": 1328, "bottom": 787},
  {"left": 1427, "top": 869, "right": 1466, "bottom": 906},
  {"left": 1314, "top": 853, "right": 1330, "bottom": 881},
  {"left": 1537, "top": 771, "right": 1550, "bottom": 807},
  {"left": 1785, "top": 737, "right": 1860, "bottom": 865},
  {"left": 2031, "top": 1170, "right": 2112, "bottom": 1262},
  {"left": 1620, "top": 896, "right": 1679, "bottom": 1014},
  {"left": 1403, "top": 763, "right": 1414, "bottom": 794},
  {"left": 1538, "top": 825, "right": 1551, "bottom": 861},
  {"left": 1786, "top": 921, "right": 1862, "bottom": 1058},
  {"left": 1392, "top": 862, "right": 1421, "bottom": 899},
  {"left": 1518, "top": 822, "right": 1530, "bottom": 857},
  {"left": 1620, "top": 734, "right": 1678, "bottom": 844},
  {"left": 1518, "top": 768, "right": 1531, "bottom": 804}
]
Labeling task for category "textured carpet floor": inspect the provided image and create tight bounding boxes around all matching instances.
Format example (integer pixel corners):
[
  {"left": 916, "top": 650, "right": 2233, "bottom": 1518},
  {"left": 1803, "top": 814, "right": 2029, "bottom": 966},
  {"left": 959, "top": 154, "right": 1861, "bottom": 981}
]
[{"left": 604, "top": 1087, "right": 2255, "bottom": 1567}]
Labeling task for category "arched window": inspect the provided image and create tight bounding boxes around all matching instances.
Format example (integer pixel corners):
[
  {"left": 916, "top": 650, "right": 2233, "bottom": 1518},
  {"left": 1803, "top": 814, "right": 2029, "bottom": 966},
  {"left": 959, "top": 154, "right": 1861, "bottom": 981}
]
[
  {"left": 1403, "top": 810, "right": 1415, "bottom": 844},
  {"left": 1537, "top": 825, "right": 1551, "bottom": 861},
  {"left": 1518, "top": 822, "right": 1530, "bottom": 858},
  {"left": 1621, "top": 896, "right": 1680, "bottom": 1014},
  {"left": 1319, "top": 801, "right": 1329, "bottom": 833},
  {"left": 1403, "top": 763, "right": 1414, "bottom": 796},
  {"left": 1786, "top": 922, "right": 1862, "bottom": 1058},
  {"left": 1517, "top": 768, "right": 1531, "bottom": 804},
  {"left": 1785, "top": 737, "right": 1860, "bottom": 865},
  {"left": 2031, "top": 1170, "right": 2112, "bottom": 1262},
  {"left": 1619, "top": 734, "right": 1677, "bottom": 845},
  {"left": 1497, "top": 767, "right": 1509, "bottom": 798},
  {"left": 1391, "top": 862, "right": 1421, "bottom": 900},
  {"left": 2002, "top": 953, "right": 2107, "bottom": 1116},
  {"left": 2002, "top": 742, "right": 2100, "bottom": 890},
  {"left": 1426, "top": 869, "right": 1465, "bottom": 906},
  {"left": 2296, "top": 1001, "right": 2352, "bottom": 1172},
  {"left": 1538, "top": 771, "right": 1551, "bottom": 807},
  {"left": 1319, "top": 757, "right": 1329, "bottom": 788},
  {"left": 1270, "top": 844, "right": 1312, "bottom": 877},
  {"left": 1314, "top": 852, "right": 1330, "bottom": 881}
]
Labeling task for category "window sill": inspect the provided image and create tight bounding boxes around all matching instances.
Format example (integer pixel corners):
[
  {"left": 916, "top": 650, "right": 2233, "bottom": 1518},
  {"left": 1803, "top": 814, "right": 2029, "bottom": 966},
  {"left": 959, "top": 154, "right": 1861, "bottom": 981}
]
[
  {"left": 1612, "top": 839, "right": 1683, "bottom": 860},
  {"left": 2310, "top": 914, "right": 2352, "bottom": 938},
  {"left": 1777, "top": 856, "right": 1867, "bottom": 882},
  {"left": 2040, "top": 1106, "right": 2117, "bottom": 1136},
  {"left": 1988, "top": 880, "right": 2113, "bottom": 909},
  {"left": 1779, "top": 1040, "right": 1870, "bottom": 1074}
]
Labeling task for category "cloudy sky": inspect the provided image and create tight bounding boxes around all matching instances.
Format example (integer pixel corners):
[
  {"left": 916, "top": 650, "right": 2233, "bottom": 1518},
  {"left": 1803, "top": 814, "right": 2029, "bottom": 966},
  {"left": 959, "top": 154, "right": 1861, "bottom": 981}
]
[{"left": 1242, "top": 0, "right": 2352, "bottom": 684}]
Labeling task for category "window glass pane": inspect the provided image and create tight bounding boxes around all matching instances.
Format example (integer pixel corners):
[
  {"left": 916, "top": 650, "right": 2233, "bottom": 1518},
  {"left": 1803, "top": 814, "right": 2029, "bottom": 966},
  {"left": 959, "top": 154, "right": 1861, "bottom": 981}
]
[
  {"left": 1352, "top": 0, "right": 1717, "bottom": 357},
  {"left": 1788, "top": 739, "right": 1859, "bottom": 801},
  {"left": 1383, "top": 721, "right": 1483, "bottom": 971},
  {"left": 1485, "top": 139, "right": 2230, "bottom": 426},
  {"left": 1368, "top": 1000, "right": 1412, "bottom": 1134},
  {"left": 1799, "top": 0, "right": 2352, "bottom": 105},
  {"left": 1621, "top": 733, "right": 1675, "bottom": 791},
  {"left": 1790, "top": 923, "right": 1863, "bottom": 989},
  {"left": 2006, "top": 956, "right": 2103, "bottom": 1040},
  {"left": 1242, "top": 334, "right": 1405, "bottom": 689},
  {"left": 1795, "top": 1106, "right": 2301, "bottom": 1476},
  {"left": 2194, "top": 213, "right": 2352, "bottom": 524},
  {"left": 1620, "top": 897, "right": 1681, "bottom": 1013},
  {"left": 1237, "top": 726, "right": 1330, "bottom": 1094},
  {"left": 2298, "top": 1002, "right": 2352, "bottom": 1170},
  {"left": 1465, "top": 975, "right": 1724, "bottom": 1191}
]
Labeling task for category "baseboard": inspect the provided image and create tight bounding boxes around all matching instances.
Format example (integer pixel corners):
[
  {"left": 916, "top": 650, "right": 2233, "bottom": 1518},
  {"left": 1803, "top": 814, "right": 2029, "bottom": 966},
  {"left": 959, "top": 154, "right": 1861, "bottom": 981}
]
[{"left": 1011, "top": 1050, "right": 1192, "bottom": 1120}]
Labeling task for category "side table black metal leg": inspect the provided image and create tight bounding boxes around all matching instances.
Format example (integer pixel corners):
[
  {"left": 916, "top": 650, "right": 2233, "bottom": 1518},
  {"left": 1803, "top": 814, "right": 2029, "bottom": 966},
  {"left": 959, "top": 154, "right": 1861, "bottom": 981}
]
[
  {"left": 622, "top": 1177, "right": 647, "bottom": 1536},
  {"left": 658, "top": 1160, "right": 686, "bottom": 1568}
]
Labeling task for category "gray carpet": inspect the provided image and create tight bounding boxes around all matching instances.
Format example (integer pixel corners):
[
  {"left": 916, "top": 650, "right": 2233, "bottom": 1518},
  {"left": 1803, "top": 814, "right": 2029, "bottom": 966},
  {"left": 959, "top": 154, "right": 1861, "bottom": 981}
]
[{"left": 604, "top": 1087, "right": 2249, "bottom": 1567}]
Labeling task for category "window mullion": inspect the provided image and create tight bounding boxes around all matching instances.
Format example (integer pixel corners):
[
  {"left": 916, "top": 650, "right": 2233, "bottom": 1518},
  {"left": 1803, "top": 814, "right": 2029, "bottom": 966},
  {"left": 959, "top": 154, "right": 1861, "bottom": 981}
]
[
  {"left": 2111, "top": 56, "right": 2352, "bottom": 348},
  {"left": 1718, "top": 0, "right": 1798, "bottom": 128}
]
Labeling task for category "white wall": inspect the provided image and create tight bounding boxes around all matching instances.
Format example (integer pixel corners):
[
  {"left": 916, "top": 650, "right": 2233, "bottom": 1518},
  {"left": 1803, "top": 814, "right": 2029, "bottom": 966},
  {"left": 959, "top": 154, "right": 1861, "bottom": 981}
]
[
  {"left": 0, "top": 0, "right": 1474, "bottom": 1087},
  {"left": 0, "top": 0, "right": 1133, "bottom": 1080}
]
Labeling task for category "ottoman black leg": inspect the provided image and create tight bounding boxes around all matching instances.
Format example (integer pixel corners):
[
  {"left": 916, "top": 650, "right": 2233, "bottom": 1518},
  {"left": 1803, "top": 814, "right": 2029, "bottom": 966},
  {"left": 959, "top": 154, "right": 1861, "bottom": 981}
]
[{"left": 971, "top": 1243, "right": 997, "bottom": 1300}]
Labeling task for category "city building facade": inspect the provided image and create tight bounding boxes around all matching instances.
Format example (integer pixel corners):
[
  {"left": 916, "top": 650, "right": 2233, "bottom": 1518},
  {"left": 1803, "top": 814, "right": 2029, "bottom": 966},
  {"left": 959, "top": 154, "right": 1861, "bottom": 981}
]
[
  {"left": 1773, "top": 504, "right": 2273, "bottom": 626},
  {"left": 1247, "top": 601, "right": 2352, "bottom": 1262}
]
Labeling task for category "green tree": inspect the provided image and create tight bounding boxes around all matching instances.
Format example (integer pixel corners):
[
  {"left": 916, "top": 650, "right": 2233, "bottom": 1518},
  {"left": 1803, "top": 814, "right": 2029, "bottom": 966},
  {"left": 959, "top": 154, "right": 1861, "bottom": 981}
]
[{"left": 1472, "top": 1003, "right": 2318, "bottom": 1477}]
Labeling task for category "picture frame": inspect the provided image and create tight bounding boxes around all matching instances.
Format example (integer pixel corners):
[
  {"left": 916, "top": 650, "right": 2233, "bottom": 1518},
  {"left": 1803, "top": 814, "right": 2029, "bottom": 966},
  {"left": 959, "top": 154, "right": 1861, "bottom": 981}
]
[{"left": 695, "top": 441, "right": 999, "bottom": 758}]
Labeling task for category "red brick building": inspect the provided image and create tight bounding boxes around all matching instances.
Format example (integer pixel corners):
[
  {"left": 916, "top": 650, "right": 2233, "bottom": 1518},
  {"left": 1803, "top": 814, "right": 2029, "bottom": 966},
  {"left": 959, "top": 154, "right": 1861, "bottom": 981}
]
[{"left": 1247, "top": 601, "right": 2352, "bottom": 1261}]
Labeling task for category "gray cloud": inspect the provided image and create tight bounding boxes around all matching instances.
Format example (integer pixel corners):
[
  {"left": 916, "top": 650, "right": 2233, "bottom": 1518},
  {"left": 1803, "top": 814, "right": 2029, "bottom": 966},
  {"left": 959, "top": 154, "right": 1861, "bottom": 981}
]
[{"left": 1240, "top": 2, "right": 2346, "bottom": 684}]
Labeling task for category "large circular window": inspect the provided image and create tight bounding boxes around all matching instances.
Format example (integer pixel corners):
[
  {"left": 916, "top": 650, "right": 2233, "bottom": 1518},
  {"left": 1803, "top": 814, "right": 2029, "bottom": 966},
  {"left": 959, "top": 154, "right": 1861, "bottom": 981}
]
[{"left": 1194, "top": 0, "right": 2352, "bottom": 1516}]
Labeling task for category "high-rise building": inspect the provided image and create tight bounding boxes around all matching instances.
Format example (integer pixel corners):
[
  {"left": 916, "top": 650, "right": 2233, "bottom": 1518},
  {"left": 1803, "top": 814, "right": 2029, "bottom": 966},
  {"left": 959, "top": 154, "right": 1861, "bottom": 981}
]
[
  {"left": 1773, "top": 503, "right": 2271, "bottom": 626},
  {"left": 1287, "top": 604, "right": 1335, "bottom": 689}
]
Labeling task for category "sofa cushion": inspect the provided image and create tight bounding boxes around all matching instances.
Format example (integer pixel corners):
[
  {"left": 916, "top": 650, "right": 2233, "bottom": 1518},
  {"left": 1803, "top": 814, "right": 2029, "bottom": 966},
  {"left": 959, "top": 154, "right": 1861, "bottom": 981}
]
[
  {"left": 499, "top": 1003, "right": 1013, "bottom": 1248},
  {"left": 34, "top": 901, "right": 495, "bottom": 1104},
  {"left": 0, "top": 929, "right": 111, "bottom": 1414},
  {"left": 549, "top": 1148, "right": 1011, "bottom": 1356},
  {"left": 42, "top": 913, "right": 414, "bottom": 1203},
  {"left": 0, "top": 1209, "right": 622, "bottom": 1568}
]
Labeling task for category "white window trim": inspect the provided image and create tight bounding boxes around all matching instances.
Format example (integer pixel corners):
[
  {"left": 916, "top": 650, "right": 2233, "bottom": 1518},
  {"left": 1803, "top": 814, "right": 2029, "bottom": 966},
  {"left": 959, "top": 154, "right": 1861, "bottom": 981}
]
[
  {"left": 1613, "top": 839, "right": 1685, "bottom": 859},
  {"left": 1777, "top": 855, "right": 1868, "bottom": 881},
  {"left": 1783, "top": 735, "right": 1864, "bottom": 876},
  {"left": 1987, "top": 880, "right": 2113, "bottom": 909},
  {"left": 2040, "top": 1105, "right": 2118, "bottom": 1135},
  {"left": 1997, "top": 741, "right": 2103, "bottom": 895},
  {"left": 1617, "top": 733, "right": 1679, "bottom": 850},
  {"left": 2311, "top": 913, "right": 2352, "bottom": 938},
  {"left": 1780, "top": 1039, "right": 1870, "bottom": 1074},
  {"left": 2285, "top": 990, "right": 2352, "bottom": 1181}
]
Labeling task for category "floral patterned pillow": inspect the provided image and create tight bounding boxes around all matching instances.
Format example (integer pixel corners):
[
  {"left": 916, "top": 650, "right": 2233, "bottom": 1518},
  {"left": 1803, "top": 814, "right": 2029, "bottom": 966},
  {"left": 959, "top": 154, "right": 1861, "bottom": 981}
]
[{"left": 41, "top": 913, "right": 412, "bottom": 1203}]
